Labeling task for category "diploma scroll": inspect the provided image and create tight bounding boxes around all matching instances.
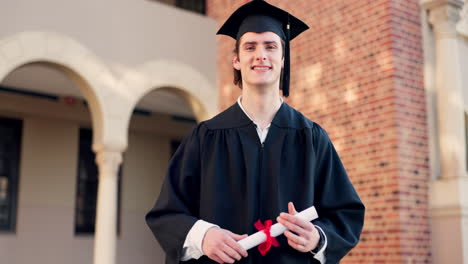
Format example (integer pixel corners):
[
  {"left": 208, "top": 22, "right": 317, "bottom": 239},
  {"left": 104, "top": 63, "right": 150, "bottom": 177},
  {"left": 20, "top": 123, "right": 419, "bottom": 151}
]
[{"left": 238, "top": 206, "right": 319, "bottom": 250}]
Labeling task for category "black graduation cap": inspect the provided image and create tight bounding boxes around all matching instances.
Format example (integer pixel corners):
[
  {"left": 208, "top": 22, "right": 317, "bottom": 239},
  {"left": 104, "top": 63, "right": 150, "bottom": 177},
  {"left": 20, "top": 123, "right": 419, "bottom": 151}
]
[{"left": 217, "top": 0, "right": 309, "bottom": 97}]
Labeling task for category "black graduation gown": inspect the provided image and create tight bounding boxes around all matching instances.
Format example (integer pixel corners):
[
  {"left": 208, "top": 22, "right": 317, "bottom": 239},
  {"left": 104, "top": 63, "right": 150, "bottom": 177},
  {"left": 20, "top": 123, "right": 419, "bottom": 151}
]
[{"left": 146, "top": 102, "right": 365, "bottom": 264}]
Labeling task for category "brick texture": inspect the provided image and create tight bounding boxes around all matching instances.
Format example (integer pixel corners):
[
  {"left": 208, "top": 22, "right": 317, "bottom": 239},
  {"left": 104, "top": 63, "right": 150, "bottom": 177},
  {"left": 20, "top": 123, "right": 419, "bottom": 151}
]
[{"left": 207, "top": 0, "right": 430, "bottom": 263}]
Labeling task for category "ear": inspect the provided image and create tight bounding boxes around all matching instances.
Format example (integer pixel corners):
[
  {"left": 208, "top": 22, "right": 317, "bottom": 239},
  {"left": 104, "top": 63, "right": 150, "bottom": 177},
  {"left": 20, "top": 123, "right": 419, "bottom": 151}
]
[
  {"left": 281, "top": 57, "right": 284, "bottom": 69},
  {"left": 233, "top": 54, "right": 241, "bottom": 71}
]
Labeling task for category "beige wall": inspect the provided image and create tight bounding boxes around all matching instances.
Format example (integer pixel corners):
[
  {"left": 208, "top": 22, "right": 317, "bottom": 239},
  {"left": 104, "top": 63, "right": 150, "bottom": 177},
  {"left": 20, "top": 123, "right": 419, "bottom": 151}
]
[
  {"left": 431, "top": 216, "right": 464, "bottom": 264},
  {"left": 0, "top": 92, "right": 192, "bottom": 263},
  {"left": 0, "top": 0, "right": 217, "bottom": 85},
  {"left": 118, "top": 130, "right": 171, "bottom": 264}
]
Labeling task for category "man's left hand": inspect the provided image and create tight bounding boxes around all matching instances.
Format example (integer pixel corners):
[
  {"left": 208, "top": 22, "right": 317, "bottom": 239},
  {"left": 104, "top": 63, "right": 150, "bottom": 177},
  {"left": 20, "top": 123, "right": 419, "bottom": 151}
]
[{"left": 276, "top": 202, "right": 320, "bottom": 253}]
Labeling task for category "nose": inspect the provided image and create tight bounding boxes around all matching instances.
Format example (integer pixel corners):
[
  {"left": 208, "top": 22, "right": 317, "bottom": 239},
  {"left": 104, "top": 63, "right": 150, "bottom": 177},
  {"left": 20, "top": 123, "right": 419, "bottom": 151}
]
[{"left": 255, "top": 48, "right": 267, "bottom": 61}]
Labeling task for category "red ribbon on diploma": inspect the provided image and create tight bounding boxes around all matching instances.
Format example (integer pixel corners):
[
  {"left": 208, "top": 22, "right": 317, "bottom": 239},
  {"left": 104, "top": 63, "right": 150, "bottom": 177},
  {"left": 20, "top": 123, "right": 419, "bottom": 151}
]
[{"left": 254, "top": 219, "right": 280, "bottom": 256}]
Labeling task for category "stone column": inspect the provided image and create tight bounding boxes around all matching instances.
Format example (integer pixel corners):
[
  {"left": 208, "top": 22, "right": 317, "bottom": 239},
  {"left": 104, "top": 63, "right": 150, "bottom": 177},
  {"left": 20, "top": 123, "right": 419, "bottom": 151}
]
[
  {"left": 420, "top": 0, "right": 468, "bottom": 263},
  {"left": 93, "top": 150, "right": 122, "bottom": 264},
  {"left": 425, "top": 0, "right": 466, "bottom": 179},
  {"left": 457, "top": 0, "right": 468, "bottom": 37}
]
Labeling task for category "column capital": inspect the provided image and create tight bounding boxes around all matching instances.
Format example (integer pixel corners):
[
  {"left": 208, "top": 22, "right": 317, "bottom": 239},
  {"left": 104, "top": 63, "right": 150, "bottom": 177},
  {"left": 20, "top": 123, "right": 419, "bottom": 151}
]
[
  {"left": 95, "top": 150, "right": 122, "bottom": 177},
  {"left": 420, "top": 0, "right": 464, "bottom": 10},
  {"left": 427, "top": 3, "right": 462, "bottom": 38},
  {"left": 456, "top": 0, "right": 468, "bottom": 37}
]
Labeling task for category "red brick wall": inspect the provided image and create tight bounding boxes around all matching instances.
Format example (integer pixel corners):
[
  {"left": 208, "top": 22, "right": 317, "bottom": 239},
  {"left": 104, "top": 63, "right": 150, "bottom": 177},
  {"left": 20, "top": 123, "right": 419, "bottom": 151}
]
[
  {"left": 207, "top": 0, "right": 430, "bottom": 263},
  {"left": 390, "top": 0, "right": 430, "bottom": 262}
]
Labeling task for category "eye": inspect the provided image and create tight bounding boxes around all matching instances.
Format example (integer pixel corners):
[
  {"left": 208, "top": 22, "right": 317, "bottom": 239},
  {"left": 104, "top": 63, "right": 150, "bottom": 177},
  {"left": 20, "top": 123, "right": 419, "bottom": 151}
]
[
  {"left": 266, "top": 45, "right": 277, "bottom": 50},
  {"left": 245, "top": 46, "right": 255, "bottom": 51}
]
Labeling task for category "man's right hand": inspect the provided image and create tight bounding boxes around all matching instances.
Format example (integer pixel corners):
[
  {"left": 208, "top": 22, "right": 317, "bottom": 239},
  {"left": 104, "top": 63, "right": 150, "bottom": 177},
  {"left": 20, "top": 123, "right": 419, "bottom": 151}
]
[{"left": 202, "top": 227, "right": 248, "bottom": 264}]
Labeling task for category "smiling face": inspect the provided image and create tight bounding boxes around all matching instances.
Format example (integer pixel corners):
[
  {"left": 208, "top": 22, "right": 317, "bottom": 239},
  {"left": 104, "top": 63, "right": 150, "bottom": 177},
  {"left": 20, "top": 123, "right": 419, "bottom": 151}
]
[{"left": 233, "top": 31, "right": 284, "bottom": 90}]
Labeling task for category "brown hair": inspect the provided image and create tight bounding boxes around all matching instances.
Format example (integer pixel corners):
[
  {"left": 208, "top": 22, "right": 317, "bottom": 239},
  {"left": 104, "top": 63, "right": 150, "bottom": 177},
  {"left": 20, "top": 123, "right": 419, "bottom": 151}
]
[{"left": 233, "top": 38, "right": 285, "bottom": 90}]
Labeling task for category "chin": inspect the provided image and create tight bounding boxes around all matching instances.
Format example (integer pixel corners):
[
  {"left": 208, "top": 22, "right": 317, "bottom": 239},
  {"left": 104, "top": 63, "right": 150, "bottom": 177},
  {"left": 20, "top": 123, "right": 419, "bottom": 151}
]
[
  {"left": 245, "top": 77, "right": 272, "bottom": 85},
  {"left": 253, "top": 79, "right": 279, "bottom": 87}
]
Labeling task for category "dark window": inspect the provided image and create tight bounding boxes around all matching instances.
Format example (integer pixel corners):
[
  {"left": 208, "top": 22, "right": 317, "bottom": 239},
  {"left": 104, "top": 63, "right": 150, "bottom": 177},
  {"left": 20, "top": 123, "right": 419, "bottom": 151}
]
[
  {"left": 175, "top": 0, "right": 205, "bottom": 15},
  {"left": 74, "top": 128, "right": 121, "bottom": 235},
  {"left": 0, "top": 117, "right": 22, "bottom": 232}
]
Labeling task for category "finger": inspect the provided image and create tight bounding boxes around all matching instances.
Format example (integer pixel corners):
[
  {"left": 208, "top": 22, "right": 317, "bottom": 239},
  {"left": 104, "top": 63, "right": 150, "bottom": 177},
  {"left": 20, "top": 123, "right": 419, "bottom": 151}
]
[
  {"left": 208, "top": 251, "right": 224, "bottom": 264},
  {"left": 221, "top": 243, "right": 242, "bottom": 261},
  {"left": 227, "top": 230, "right": 248, "bottom": 241},
  {"left": 215, "top": 250, "right": 235, "bottom": 264},
  {"left": 287, "top": 237, "right": 306, "bottom": 253},
  {"left": 225, "top": 236, "right": 248, "bottom": 257},
  {"left": 284, "top": 230, "right": 307, "bottom": 248},
  {"left": 287, "top": 238, "right": 297, "bottom": 248},
  {"left": 288, "top": 202, "right": 298, "bottom": 215},
  {"left": 211, "top": 255, "right": 223, "bottom": 264},
  {"left": 278, "top": 213, "right": 313, "bottom": 231},
  {"left": 277, "top": 216, "right": 309, "bottom": 237}
]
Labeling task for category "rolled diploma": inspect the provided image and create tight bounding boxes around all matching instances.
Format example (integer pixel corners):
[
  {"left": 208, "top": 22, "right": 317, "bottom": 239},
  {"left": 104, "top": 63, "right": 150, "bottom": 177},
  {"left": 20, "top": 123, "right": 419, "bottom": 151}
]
[{"left": 238, "top": 206, "right": 318, "bottom": 250}]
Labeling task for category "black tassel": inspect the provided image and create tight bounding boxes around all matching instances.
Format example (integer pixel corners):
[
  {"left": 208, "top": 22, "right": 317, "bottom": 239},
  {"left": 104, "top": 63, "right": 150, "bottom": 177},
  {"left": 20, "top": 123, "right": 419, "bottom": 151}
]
[{"left": 283, "top": 14, "right": 291, "bottom": 97}]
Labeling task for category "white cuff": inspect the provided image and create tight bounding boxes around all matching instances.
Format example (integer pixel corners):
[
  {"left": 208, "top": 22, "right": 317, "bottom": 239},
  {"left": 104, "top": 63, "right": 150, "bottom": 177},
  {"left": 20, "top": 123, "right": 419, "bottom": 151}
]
[
  {"left": 180, "top": 220, "right": 219, "bottom": 261},
  {"left": 310, "top": 225, "right": 327, "bottom": 263}
]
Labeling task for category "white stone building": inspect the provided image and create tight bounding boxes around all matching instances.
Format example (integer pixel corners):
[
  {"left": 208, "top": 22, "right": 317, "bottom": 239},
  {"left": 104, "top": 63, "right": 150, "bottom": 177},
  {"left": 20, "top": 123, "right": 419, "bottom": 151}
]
[{"left": 0, "top": 1, "right": 217, "bottom": 263}]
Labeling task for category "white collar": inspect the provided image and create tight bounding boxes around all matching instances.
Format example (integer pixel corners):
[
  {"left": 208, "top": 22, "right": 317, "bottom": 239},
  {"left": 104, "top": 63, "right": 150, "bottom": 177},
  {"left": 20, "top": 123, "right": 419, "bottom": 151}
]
[{"left": 236, "top": 95, "right": 283, "bottom": 122}]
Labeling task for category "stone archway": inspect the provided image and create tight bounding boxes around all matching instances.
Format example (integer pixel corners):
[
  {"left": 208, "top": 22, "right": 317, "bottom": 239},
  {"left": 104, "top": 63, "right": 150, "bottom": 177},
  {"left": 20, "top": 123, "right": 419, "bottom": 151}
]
[
  {"left": 114, "top": 59, "right": 218, "bottom": 150},
  {"left": 0, "top": 31, "right": 114, "bottom": 149},
  {"left": 0, "top": 31, "right": 123, "bottom": 264},
  {"left": 128, "top": 59, "right": 217, "bottom": 121},
  {"left": 0, "top": 32, "right": 219, "bottom": 264}
]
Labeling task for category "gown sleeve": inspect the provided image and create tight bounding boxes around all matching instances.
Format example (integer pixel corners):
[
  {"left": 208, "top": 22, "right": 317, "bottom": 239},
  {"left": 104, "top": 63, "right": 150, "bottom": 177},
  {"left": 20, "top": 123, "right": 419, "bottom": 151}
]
[
  {"left": 312, "top": 125, "right": 365, "bottom": 264},
  {"left": 145, "top": 126, "right": 202, "bottom": 264}
]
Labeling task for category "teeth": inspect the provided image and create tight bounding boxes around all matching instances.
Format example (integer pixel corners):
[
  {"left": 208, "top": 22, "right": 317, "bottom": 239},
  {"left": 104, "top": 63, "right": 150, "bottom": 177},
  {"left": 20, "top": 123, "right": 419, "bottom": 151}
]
[{"left": 253, "top": 66, "right": 270, "bottom": 70}]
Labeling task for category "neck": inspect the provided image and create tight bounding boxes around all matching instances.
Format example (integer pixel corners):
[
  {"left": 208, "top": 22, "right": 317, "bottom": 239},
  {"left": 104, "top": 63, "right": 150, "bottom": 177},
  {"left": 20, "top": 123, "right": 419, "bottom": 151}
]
[{"left": 240, "top": 83, "right": 282, "bottom": 129}]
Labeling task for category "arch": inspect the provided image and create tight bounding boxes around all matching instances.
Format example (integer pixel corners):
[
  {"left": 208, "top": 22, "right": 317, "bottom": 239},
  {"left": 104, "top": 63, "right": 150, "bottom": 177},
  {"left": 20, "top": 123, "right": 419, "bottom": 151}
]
[
  {"left": 114, "top": 59, "right": 217, "bottom": 149},
  {"left": 0, "top": 31, "right": 115, "bottom": 150},
  {"left": 126, "top": 60, "right": 218, "bottom": 122}
]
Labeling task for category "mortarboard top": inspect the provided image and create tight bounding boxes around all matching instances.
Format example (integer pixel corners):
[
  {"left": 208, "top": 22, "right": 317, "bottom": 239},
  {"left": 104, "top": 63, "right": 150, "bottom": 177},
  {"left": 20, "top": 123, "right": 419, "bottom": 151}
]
[{"left": 216, "top": 0, "right": 309, "bottom": 97}]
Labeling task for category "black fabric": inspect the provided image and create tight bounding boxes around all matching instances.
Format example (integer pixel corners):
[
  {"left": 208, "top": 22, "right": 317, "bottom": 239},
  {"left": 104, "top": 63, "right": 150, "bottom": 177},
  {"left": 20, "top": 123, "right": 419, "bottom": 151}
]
[
  {"left": 146, "top": 103, "right": 365, "bottom": 264},
  {"left": 237, "top": 15, "right": 285, "bottom": 40},
  {"left": 216, "top": 0, "right": 308, "bottom": 41}
]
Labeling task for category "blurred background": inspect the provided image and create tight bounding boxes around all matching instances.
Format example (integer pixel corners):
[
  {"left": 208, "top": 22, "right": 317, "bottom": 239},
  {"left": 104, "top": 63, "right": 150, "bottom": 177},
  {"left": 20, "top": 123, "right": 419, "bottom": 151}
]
[{"left": 0, "top": 0, "right": 467, "bottom": 263}]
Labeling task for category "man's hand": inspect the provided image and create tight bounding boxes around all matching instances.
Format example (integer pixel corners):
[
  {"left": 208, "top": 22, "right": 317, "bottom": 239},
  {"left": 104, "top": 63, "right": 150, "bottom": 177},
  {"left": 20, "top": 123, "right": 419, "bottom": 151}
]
[
  {"left": 202, "top": 227, "right": 248, "bottom": 263},
  {"left": 277, "top": 202, "right": 320, "bottom": 252}
]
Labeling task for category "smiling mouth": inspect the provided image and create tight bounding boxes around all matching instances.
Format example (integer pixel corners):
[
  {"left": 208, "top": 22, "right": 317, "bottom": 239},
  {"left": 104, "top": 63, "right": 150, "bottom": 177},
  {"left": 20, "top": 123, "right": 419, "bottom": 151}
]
[{"left": 251, "top": 66, "right": 271, "bottom": 70}]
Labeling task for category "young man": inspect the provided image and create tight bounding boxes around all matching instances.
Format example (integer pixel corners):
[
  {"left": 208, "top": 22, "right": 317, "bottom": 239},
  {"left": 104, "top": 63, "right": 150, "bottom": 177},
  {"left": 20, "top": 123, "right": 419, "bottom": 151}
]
[{"left": 146, "top": 1, "right": 365, "bottom": 264}]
